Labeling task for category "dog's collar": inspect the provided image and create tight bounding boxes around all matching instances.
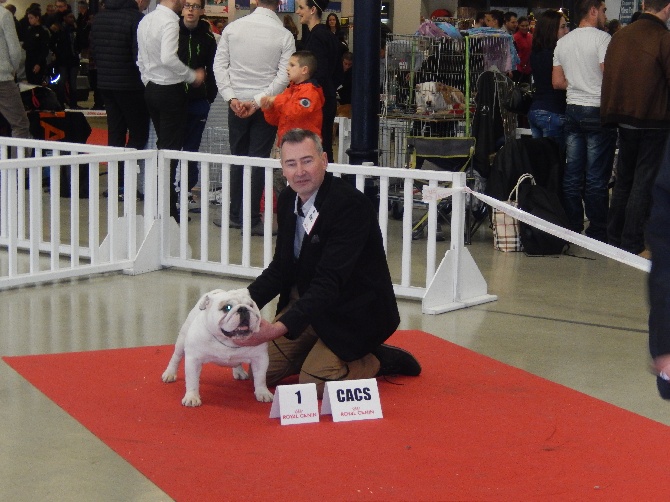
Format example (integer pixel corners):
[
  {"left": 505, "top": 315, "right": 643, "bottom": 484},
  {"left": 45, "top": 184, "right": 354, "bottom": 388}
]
[{"left": 211, "top": 331, "right": 243, "bottom": 349}]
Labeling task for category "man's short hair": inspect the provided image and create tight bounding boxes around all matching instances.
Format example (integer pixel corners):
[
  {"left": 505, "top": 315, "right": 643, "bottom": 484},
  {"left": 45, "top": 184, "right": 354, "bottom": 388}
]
[
  {"left": 292, "top": 50, "right": 317, "bottom": 77},
  {"left": 342, "top": 51, "right": 353, "bottom": 62},
  {"left": 280, "top": 129, "right": 324, "bottom": 156},
  {"left": 504, "top": 11, "right": 517, "bottom": 23},
  {"left": 644, "top": 0, "right": 670, "bottom": 13},
  {"left": 576, "top": 0, "right": 604, "bottom": 22},
  {"left": 475, "top": 11, "right": 486, "bottom": 23},
  {"left": 257, "top": 0, "right": 279, "bottom": 8},
  {"left": 488, "top": 10, "right": 504, "bottom": 28}
]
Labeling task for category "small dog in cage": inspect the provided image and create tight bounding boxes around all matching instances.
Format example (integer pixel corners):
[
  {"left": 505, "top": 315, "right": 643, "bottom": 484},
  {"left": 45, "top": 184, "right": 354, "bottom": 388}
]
[{"left": 415, "top": 82, "right": 465, "bottom": 114}]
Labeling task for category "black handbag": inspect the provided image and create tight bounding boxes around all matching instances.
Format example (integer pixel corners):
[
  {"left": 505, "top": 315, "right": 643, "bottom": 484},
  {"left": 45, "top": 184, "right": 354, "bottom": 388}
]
[
  {"left": 505, "top": 83, "right": 533, "bottom": 115},
  {"left": 517, "top": 178, "right": 569, "bottom": 255}
]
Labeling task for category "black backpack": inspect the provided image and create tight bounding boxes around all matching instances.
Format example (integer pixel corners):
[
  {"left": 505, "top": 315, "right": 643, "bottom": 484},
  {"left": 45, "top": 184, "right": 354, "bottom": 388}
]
[{"left": 517, "top": 179, "right": 569, "bottom": 255}]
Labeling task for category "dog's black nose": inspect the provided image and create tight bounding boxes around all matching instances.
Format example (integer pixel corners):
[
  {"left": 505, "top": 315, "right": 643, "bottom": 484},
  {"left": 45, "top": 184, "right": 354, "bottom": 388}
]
[{"left": 238, "top": 307, "right": 250, "bottom": 326}]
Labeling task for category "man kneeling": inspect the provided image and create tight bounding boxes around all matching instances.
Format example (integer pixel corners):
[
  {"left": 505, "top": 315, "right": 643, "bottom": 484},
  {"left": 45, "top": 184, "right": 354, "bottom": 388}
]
[{"left": 235, "top": 128, "right": 421, "bottom": 397}]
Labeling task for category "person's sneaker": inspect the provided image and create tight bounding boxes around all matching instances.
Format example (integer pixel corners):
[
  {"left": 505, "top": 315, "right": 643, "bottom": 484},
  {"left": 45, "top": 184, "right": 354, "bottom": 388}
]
[
  {"left": 213, "top": 218, "right": 242, "bottom": 228},
  {"left": 372, "top": 344, "right": 421, "bottom": 377},
  {"left": 188, "top": 194, "right": 201, "bottom": 213}
]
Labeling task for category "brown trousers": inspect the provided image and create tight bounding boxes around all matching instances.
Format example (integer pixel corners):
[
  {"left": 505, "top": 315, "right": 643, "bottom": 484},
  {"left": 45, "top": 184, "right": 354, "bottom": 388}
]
[{"left": 266, "top": 289, "right": 380, "bottom": 398}]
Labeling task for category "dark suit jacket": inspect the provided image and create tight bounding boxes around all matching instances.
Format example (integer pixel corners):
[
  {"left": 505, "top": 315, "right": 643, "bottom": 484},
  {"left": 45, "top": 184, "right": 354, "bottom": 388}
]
[{"left": 248, "top": 172, "right": 400, "bottom": 362}]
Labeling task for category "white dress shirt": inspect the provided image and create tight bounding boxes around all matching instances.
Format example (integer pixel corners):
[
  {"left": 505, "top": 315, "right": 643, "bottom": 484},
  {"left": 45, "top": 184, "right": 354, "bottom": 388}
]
[
  {"left": 213, "top": 6, "right": 295, "bottom": 106},
  {"left": 137, "top": 4, "right": 196, "bottom": 86}
]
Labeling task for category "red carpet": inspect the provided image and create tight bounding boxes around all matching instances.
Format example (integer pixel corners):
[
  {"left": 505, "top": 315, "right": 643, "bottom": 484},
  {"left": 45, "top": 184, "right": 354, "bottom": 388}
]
[
  {"left": 4, "top": 330, "right": 670, "bottom": 500},
  {"left": 86, "top": 127, "right": 107, "bottom": 146}
]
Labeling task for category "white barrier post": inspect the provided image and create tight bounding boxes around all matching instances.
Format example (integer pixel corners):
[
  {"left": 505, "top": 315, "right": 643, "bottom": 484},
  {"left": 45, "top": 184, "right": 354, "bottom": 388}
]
[{"left": 422, "top": 173, "right": 498, "bottom": 314}]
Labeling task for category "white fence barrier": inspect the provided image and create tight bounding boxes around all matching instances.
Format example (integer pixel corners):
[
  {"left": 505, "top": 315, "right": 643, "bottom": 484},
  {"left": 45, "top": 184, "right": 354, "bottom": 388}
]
[
  {"left": 0, "top": 137, "right": 497, "bottom": 314},
  {"left": 0, "top": 137, "right": 160, "bottom": 289}
]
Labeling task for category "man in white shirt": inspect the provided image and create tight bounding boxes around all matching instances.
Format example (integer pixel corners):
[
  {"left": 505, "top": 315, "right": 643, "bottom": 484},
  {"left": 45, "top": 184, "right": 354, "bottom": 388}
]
[
  {"left": 212, "top": 0, "right": 295, "bottom": 235},
  {"left": 137, "top": 0, "right": 205, "bottom": 222},
  {"left": 0, "top": 0, "right": 31, "bottom": 139},
  {"left": 552, "top": 0, "right": 616, "bottom": 241}
]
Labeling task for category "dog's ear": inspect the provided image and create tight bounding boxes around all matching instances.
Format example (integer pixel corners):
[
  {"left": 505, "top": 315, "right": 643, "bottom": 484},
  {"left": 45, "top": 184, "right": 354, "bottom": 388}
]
[{"left": 199, "top": 295, "right": 211, "bottom": 311}]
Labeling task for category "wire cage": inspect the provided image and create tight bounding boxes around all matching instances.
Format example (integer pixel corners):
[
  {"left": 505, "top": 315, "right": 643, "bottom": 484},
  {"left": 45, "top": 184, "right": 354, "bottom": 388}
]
[
  {"left": 198, "top": 126, "right": 230, "bottom": 204},
  {"left": 379, "top": 32, "right": 517, "bottom": 241}
]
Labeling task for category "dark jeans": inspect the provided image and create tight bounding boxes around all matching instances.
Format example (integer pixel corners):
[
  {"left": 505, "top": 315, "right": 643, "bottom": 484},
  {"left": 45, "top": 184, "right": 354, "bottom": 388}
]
[
  {"left": 563, "top": 104, "right": 617, "bottom": 240},
  {"left": 102, "top": 88, "right": 150, "bottom": 188},
  {"left": 183, "top": 98, "right": 211, "bottom": 191},
  {"left": 321, "top": 93, "right": 337, "bottom": 163},
  {"left": 57, "top": 64, "right": 78, "bottom": 108},
  {"left": 145, "top": 82, "right": 188, "bottom": 218},
  {"left": 227, "top": 107, "right": 276, "bottom": 226},
  {"left": 607, "top": 127, "right": 669, "bottom": 254},
  {"left": 648, "top": 145, "right": 670, "bottom": 397}
]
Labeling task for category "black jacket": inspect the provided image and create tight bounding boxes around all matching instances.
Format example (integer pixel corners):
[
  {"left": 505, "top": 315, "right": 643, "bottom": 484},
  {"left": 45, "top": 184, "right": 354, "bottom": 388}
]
[
  {"left": 51, "top": 22, "right": 79, "bottom": 68},
  {"left": 248, "top": 173, "right": 400, "bottom": 362},
  {"left": 302, "top": 23, "right": 342, "bottom": 99},
  {"left": 24, "top": 25, "right": 51, "bottom": 70},
  {"left": 90, "top": 0, "right": 144, "bottom": 91},
  {"left": 178, "top": 18, "right": 218, "bottom": 103}
]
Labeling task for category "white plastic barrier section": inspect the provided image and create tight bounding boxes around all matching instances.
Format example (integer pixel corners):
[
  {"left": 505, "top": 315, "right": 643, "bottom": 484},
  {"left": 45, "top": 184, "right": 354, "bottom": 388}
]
[
  {"left": 0, "top": 136, "right": 497, "bottom": 314},
  {"left": 0, "top": 137, "right": 159, "bottom": 289}
]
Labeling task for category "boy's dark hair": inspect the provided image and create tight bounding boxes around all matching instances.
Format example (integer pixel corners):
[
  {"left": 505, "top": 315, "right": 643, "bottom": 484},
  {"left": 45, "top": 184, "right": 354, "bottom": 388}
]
[
  {"left": 27, "top": 5, "right": 42, "bottom": 17},
  {"left": 342, "top": 51, "right": 353, "bottom": 62},
  {"left": 293, "top": 50, "right": 318, "bottom": 78}
]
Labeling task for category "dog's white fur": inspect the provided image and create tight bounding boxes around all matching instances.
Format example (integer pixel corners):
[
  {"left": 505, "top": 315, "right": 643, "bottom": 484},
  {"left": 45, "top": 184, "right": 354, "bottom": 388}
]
[
  {"left": 415, "top": 81, "right": 465, "bottom": 114},
  {"left": 161, "top": 288, "right": 273, "bottom": 406}
]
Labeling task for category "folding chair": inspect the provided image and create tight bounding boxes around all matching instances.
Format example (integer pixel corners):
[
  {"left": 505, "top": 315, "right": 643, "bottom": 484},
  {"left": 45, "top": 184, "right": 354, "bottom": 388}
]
[{"left": 403, "top": 135, "right": 486, "bottom": 241}]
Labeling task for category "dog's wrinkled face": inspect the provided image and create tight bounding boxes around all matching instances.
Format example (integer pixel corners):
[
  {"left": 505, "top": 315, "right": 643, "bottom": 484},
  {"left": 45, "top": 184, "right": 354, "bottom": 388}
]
[{"left": 199, "top": 288, "right": 261, "bottom": 340}]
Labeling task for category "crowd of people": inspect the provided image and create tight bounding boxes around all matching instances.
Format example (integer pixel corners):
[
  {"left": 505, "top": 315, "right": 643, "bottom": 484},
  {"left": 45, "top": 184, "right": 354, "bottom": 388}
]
[{"left": 488, "top": 0, "right": 670, "bottom": 399}]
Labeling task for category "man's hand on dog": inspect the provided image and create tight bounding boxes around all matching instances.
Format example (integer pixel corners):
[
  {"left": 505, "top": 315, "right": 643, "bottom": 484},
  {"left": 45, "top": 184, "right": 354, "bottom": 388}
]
[{"left": 232, "top": 319, "right": 288, "bottom": 346}]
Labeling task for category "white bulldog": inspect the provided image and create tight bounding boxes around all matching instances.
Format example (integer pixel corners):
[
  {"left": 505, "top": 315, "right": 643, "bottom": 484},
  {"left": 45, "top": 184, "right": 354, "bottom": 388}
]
[{"left": 161, "top": 288, "right": 273, "bottom": 406}]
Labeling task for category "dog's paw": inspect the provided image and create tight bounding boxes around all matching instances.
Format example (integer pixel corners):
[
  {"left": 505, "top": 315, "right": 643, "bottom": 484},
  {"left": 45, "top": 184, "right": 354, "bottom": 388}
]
[
  {"left": 255, "top": 388, "right": 274, "bottom": 403},
  {"left": 232, "top": 365, "right": 249, "bottom": 380},
  {"left": 181, "top": 392, "right": 202, "bottom": 407},
  {"left": 161, "top": 371, "right": 177, "bottom": 383}
]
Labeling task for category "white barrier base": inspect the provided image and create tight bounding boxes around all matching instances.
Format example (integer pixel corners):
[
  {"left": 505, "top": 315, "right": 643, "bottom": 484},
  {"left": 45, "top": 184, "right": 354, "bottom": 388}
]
[{"left": 422, "top": 247, "right": 497, "bottom": 315}]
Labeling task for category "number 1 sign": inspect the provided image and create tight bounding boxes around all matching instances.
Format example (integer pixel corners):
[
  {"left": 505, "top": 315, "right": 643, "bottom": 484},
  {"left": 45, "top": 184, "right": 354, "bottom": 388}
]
[{"left": 269, "top": 383, "right": 320, "bottom": 425}]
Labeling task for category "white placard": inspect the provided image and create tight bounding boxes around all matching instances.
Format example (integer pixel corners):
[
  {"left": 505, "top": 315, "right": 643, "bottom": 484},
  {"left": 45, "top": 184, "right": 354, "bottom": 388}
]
[
  {"left": 321, "top": 378, "right": 383, "bottom": 422},
  {"left": 269, "top": 383, "right": 319, "bottom": 425}
]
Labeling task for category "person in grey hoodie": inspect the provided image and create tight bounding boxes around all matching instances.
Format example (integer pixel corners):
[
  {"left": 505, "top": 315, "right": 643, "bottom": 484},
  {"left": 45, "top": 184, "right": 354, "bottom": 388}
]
[{"left": 0, "top": 0, "right": 31, "bottom": 138}]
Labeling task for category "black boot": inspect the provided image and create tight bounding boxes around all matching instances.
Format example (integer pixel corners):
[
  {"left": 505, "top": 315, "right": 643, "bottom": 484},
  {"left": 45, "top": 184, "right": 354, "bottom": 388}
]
[{"left": 373, "top": 344, "right": 421, "bottom": 377}]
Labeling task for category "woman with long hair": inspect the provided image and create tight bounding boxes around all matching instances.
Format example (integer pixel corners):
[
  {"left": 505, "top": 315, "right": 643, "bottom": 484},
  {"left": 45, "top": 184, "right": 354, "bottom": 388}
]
[
  {"left": 296, "top": 0, "right": 340, "bottom": 161},
  {"left": 326, "top": 12, "right": 340, "bottom": 36},
  {"left": 528, "top": 10, "right": 569, "bottom": 143},
  {"left": 283, "top": 14, "right": 300, "bottom": 48},
  {"left": 326, "top": 11, "right": 348, "bottom": 57}
]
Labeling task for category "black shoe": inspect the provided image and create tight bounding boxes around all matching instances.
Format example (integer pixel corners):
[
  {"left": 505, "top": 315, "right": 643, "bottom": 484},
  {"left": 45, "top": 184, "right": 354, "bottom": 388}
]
[
  {"left": 657, "top": 375, "right": 670, "bottom": 400},
  {"left": 373, "top": 344, "right": 421, "bottom": 377},
  {"left": 247, "top": 221, "right": 277, "bottom": 236}
]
